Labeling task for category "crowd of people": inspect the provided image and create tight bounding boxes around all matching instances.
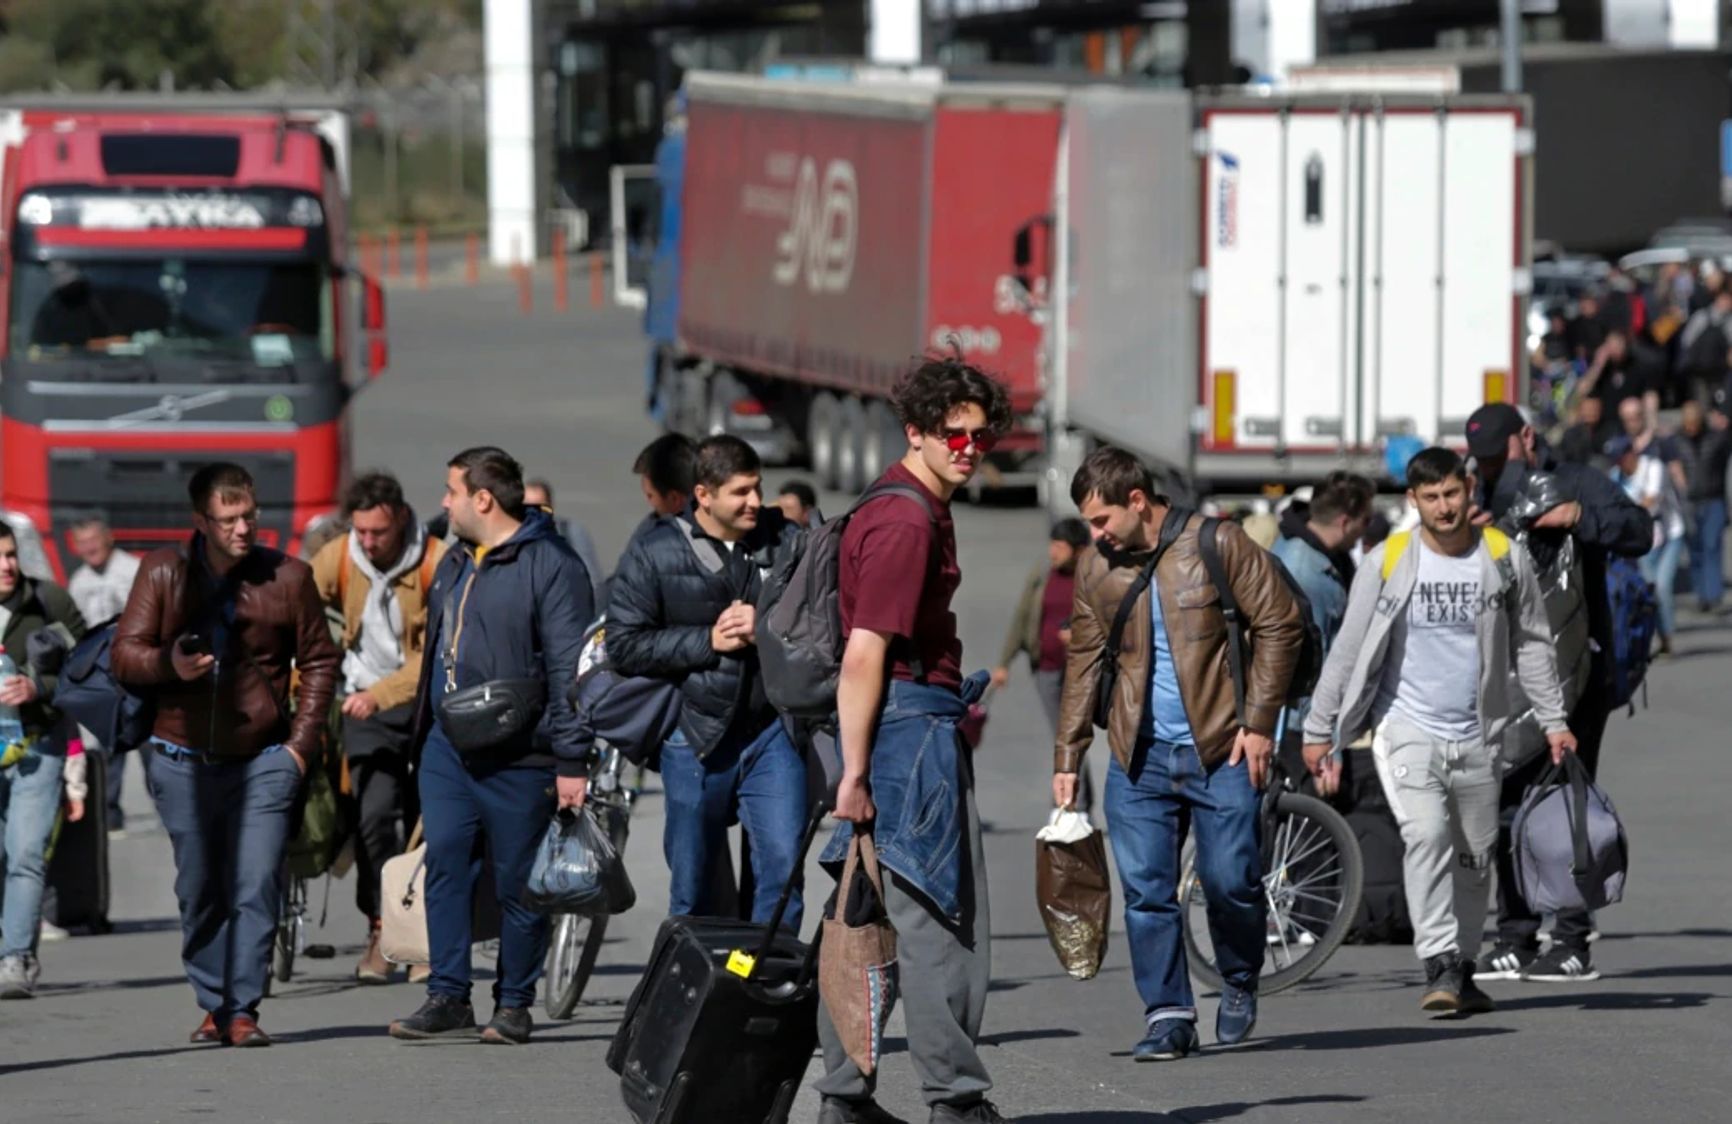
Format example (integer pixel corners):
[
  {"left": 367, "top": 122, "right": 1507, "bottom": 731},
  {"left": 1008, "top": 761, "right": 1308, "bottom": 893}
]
[{"left": 0, "top": 346, "right": 1702, "bottom": 1124}]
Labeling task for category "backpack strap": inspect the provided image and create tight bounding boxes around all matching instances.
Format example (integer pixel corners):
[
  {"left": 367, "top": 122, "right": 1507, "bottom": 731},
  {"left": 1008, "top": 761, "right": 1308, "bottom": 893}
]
[
  {"left": 1197, "top": 517, "right": 1246, "bottom": 726},
  {"left": 417, "top": 540, "right": 439, "bottom": 593},
  {"left": 1380, "top": 530, "right": 1413, "bottom": 582},
  {"left": 1099, "top": 507, "right": 1189, "bottom": 705}
]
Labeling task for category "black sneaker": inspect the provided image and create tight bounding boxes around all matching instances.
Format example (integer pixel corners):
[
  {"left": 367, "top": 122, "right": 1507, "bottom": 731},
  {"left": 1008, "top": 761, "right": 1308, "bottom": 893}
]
[
  {"left": 480, "top": 1006, "right": 533, "bottom": 1045},
  {"left": 819, "top": 1098, "right": 910, "bottom": 1124},
  {"left": 1420, "top": 953, "right": 1464, "bottom": 1015},
  {"left": 388, "top": 995, "right": 478, "bottom": 1040},
  {"left": 1475, "top": 942, "right": 1538, "bottom": 981},
  {"left": 1458, "top": 963, "right": 1496, "bottom": 1015},
  {"left": 1521, "top": 945, "right": 1601, "bottom": 982},
  {"left": 930, "top": 1100, "right": 1013, "bottom": 1124}
]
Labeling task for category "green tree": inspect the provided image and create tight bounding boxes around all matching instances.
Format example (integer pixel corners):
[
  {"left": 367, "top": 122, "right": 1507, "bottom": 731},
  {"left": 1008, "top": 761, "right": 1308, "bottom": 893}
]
[{"left": 0, "top": 0, "right": 232, "bottom": 91}]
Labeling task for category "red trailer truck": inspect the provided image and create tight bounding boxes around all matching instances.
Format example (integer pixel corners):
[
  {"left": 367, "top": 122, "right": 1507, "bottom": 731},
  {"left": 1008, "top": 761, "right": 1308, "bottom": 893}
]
[
  {"left": 0, "top": 96, "right": 387, "bottom": 581},
  {"left": 657, "top": 73, "right": 1062, "bottom": 494}
]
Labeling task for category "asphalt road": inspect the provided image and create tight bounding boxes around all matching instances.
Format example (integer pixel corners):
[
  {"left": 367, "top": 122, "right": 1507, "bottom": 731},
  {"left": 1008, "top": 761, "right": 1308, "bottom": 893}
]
[{"left": 4, "top": 278, "right": 1730, "bottom": 1124}]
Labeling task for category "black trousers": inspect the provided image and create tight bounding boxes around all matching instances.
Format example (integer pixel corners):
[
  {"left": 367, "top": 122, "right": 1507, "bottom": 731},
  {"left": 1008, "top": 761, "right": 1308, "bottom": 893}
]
[
  {"left": 1494, "top": 686, "right": 1610, "bottom": 952},
  {"left": 343, "top": 705, "right": 417, "bottom": 922}
]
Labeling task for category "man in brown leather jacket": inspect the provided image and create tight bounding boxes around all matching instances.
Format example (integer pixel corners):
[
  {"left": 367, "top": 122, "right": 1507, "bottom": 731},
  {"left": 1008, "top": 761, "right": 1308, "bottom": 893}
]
[
  {"left": 113, "top": 463, "right": 339, "bottom": 1049},
  {"left": 1054, "top": 447, "right": 1303, "bottom": 1063}
]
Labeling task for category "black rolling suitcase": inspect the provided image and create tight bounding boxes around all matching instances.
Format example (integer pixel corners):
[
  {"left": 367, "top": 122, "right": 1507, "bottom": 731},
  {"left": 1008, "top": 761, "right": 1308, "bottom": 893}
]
[
  {"left": 607, "top": 806, "right": 825, "bottom": 1124},
  {"left": 44, "top": 749, "right": 112, "bottom": 933}
]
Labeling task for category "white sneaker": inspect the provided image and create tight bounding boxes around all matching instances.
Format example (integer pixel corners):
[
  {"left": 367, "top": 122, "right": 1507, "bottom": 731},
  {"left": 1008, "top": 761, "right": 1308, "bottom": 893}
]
[
  {"left": 0, "top": 954, "right": 39, "bottom": 999},
  {"left": 38, "top": 920, "right": 70, "bottom": 943}
]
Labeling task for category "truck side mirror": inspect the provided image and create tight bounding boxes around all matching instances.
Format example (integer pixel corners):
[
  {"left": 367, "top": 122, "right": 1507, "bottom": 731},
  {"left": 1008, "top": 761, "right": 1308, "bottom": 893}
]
[
  {"left": 1014, "top": 226, "right": 1033, "bottom": 271},
  {"left": 362, "top": 276, "right": 387, "bottom": 333},
  {"left": 367, "top": 335, "right": 389, "bottom": 379}
]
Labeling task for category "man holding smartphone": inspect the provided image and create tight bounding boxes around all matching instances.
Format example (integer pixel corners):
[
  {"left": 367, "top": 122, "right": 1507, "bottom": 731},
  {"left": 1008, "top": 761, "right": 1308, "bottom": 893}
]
[{"left": 113, "top": 464, "right": 340, "bottom": 1048}]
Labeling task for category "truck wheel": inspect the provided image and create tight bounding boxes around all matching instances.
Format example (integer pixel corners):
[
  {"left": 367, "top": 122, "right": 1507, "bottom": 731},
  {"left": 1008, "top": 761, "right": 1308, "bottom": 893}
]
[
  {"left": 862, "top": 399, "right": 899, "bottom": 484},
  {"left": 835, "top": 396, "right": 867, "bottom": 495},
  {"left": 808, "top": 393, "right": 841, "bottom": 489}
]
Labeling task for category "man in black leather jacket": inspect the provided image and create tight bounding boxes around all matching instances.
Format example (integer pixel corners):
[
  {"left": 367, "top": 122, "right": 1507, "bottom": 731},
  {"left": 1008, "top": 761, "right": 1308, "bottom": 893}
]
[{"left": 607, "top": 435, "right": 808, "bottom": 928}]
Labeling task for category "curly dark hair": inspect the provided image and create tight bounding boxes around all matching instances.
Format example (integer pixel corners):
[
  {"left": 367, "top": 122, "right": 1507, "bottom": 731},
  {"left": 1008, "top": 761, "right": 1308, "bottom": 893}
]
[{"left": 889, "top": 351, "right": 1014, "bottom": 438}]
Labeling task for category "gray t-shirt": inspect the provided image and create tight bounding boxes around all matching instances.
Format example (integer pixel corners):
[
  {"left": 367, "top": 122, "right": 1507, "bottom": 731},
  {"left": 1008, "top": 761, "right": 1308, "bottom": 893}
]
[{"left": 1374, "top": 538, "right": 1482, "bottom": 741}]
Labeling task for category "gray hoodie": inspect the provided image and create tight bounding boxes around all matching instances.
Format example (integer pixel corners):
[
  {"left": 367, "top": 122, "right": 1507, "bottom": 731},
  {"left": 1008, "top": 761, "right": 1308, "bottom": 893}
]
[{"left": 1301, "top": 527, "right": 1569, "bottom": 749}]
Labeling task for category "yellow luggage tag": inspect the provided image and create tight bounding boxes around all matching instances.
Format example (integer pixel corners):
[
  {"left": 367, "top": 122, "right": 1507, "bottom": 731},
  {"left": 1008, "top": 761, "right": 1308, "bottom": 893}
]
[{"left": 725, "top": 949, "right": 757, "bottom": 978}]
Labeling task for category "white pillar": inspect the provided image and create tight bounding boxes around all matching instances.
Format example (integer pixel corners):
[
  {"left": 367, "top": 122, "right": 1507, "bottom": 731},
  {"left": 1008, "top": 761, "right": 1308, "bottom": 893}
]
[
  {"left": 869, "top": 0, "right": 922, "bottom": 65},
  {"left": 485, "top": 0, "right": 537, "bottom": 266}
]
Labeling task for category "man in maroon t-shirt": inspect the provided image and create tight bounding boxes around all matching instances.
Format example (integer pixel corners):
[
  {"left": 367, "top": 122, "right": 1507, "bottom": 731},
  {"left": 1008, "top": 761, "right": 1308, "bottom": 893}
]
[{"left": 815, "top": 357, "right": 1013, "bottom": 1124}]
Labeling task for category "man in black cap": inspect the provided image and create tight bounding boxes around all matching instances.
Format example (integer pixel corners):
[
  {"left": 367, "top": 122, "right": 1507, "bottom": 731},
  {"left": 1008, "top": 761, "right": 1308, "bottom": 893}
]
[{"left": 1464, "top": 402, "right": 1652, "bottom": 984}]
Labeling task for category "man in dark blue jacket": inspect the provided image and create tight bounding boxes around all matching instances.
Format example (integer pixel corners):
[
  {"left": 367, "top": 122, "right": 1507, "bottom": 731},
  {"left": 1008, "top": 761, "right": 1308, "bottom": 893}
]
[
  {"left": 1466, "top": 404, "right": 1653, "bottom": 984},
  {"left": 608, "top": 435, "right": 807, "bottom": 927},
  {"left": 388, "top": 447, "right": 592, "bottom": 1046}
]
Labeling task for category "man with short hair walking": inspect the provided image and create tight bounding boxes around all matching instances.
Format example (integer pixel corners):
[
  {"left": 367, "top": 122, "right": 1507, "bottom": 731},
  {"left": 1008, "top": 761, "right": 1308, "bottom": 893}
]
[
  {"left": 113, "top": 464, "right": 340, "bottom": 1046},
  {"left": 1303, "top": 448, "right": 1576, "bottom": 1014}
]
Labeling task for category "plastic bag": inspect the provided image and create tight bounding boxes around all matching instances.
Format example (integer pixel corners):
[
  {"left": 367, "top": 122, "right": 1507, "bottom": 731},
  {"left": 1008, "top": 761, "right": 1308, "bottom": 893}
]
[
  {"left": 819, "top": 832, "right": 899, "bottom": 1076},
  {"left": 1035, "top": 809, "right": 1112, "bottom": 981},
  {"left": 524, "top": 807, "right": 637, "bottom": 916}
]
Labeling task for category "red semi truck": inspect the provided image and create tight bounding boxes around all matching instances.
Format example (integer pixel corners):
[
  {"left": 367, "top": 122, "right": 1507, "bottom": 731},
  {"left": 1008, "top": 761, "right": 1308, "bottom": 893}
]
[
  {"left": 654, "top": 74, "right": 1062, "bottom": 494},
  {"left": 0, "top": 96, "right": 387, "bottom": 581}
]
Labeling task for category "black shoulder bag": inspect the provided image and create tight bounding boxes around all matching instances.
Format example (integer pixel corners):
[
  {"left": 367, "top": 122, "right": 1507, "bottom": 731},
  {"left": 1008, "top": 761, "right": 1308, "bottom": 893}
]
[
  {"left": 435, "top": 567, "right": 547, "bottom": 756},
  {"left": 1090, "top": 508, "right": 1189, "bottom": 729}
]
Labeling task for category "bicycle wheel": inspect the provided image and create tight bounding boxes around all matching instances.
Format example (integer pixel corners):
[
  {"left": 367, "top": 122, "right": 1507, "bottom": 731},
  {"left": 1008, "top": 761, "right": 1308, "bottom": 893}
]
[
  {"left": 272, "top": 877, "right": 306, "bottom": 984},
  {"left": 543, "top": 911, "right": 610, "bottom": 1020},
  {"left": 1182, "top": 791, "right": 1364, "bottom": 995}
]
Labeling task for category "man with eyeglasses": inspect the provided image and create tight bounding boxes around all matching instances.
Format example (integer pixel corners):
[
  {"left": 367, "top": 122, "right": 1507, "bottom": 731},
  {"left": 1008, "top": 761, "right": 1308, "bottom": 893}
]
[
  {"left": 816, "top": 357, "right": 1014, "bottom": 1124},
  {"left": 113, "top": 463, "right": 340, "bottom": 1048}
]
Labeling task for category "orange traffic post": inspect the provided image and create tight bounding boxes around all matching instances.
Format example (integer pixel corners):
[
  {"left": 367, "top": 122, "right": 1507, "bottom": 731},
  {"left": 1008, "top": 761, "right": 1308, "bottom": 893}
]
[
  {"left": 358, "top": 233, "right": 378, "bottom": 278},
  {"left": 464, "top": 232, "right": 480, "bottom": 286},
  {"left": 513, "top": 234, "right": 532, "bottom": 315},
  {"left": 552, "top": 233, "right": 569, "bottom": 312},
  {"left": 589, "top": 252, "right": 604, "bottom": 309},
  {"left": 386, "top": 228, "right": 401, "bottom": 279},
  {"left": 415, "top": 226, "right": 429, "bottom": 290}
]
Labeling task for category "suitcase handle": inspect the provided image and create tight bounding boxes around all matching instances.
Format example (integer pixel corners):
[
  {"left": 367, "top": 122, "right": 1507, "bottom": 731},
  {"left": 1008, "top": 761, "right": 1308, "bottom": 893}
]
[{"left": 747, "top": 800, "right": 829, "bottom": 978}]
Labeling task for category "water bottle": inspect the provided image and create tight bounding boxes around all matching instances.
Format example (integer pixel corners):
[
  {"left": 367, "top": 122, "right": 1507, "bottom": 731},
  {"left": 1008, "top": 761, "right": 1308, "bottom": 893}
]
[{"left": 0, "top": 646, "right": 25, "bottom": 748}]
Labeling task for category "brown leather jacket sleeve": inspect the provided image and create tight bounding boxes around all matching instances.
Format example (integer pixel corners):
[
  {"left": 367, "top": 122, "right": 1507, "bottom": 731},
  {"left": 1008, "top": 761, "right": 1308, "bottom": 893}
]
[
  {"left": 1218, "top": 519, "right": 1304, "bottom": 737},
  {"left": 1054, "top": 554, "right": 1103, "bottom": 774},
  {"left": 112, "top": 556, "right": 176, "bottom": 687},
  {"left": 287, "top": 563, "right": 341, "bottom": 760}
]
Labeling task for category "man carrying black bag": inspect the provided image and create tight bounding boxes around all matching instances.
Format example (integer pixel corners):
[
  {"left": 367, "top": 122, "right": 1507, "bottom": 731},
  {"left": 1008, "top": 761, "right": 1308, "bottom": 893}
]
[{"left": 387, "top": 447, "right": 593, "bottom": 1046}]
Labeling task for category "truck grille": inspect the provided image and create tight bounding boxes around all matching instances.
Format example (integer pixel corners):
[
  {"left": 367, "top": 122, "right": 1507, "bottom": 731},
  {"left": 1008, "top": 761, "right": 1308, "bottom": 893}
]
[{"left": 48, "top": 450, "right": 295, "bottom": 556}]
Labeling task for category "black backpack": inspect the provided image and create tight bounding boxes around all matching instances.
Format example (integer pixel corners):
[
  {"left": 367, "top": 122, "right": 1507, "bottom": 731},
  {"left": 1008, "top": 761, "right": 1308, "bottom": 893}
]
[
  {"left": 53, "top": 618, "right": 155, "bottom": 752},
  {"left": 756, "top": 483, "right": 934, "bottom": 720},
  {"left": 565, "top": 614, "right": 683, "bottom": 771},
  {"left": 1197, "top": 517, "right": 1324, "bottom": 713}
]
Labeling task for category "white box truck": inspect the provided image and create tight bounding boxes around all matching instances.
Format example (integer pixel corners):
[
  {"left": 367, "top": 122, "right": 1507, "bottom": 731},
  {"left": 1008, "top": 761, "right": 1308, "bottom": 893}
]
[{"left": 1035, "top": 87, "right": 1533, "bottom": 508}]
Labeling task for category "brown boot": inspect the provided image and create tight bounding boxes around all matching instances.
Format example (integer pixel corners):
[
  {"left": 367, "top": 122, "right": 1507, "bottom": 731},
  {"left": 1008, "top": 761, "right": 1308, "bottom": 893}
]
[
  {"left": 408, "top": 963, "right": 431, "bottom": 985},
  {"left": 356, "top": 921, "right": 393, "bottom": 984}
]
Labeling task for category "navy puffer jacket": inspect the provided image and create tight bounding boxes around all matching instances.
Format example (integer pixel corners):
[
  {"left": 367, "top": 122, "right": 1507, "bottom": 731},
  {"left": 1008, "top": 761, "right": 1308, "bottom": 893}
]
[{"left": 606, "top": 505, "right": 802, "bottom": 758}]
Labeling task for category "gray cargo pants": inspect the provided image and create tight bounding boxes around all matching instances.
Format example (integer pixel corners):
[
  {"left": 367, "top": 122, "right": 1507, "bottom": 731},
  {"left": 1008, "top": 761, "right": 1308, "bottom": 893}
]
[
  {"left": 815, "top": 782, "right": 992, "bottom": 1109},
  {"left": 1372, "top": 715, "right": 1500, "bottom": 963}
]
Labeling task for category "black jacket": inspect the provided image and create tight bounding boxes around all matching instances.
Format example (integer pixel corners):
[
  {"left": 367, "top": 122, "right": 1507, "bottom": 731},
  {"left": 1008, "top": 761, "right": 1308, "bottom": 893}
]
[
  {"left": 606, "top": 505, "right": 803, "bottom": 758},
  {"left": 2, "top": 578, "right": 88, "bottom": 737},
  {"left": 1488, "top": 446, "right": 1654, "bottom": 690},
  {"left": 410, "top": 510, "right": 595, "bottom": 777}
]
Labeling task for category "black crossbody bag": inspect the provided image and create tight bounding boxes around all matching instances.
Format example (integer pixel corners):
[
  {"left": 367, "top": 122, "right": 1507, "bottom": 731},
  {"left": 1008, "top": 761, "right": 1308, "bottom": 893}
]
[
  {"left": 1091, "top": 508, "right": 1189, "bottom": 729},
  {"left": 435, "top": 571, "right": 546, "bottom": 756}
]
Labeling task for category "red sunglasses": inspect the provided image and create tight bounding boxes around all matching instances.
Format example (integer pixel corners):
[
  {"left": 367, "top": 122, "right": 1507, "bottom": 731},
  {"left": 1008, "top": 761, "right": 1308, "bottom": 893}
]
[{"left": 941, "top": 427, "right": 997, "bottom": 455}]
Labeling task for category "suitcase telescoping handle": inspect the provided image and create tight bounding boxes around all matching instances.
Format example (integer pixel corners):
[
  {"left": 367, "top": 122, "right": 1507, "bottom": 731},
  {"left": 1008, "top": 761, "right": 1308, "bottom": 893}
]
[{"left": 744, "top": 800, "right": 830, "bottom": 979}]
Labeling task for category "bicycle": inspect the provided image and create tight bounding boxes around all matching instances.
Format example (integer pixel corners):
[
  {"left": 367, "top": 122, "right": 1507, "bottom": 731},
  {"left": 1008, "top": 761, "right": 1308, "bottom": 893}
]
[
  {"left": 1179, "top": 758, "right": 1363, "bottom": 995},
  {"left": 265, "top": 866, "right": 310, "bottom": 995},
  {"left": 542, "top": 744, "right": 643, "bottom": 1020}
]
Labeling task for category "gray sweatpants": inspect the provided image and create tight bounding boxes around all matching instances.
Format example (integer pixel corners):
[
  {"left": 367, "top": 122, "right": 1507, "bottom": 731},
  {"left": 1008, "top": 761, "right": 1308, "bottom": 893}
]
[
  {"left": 1371, "top": 715, "right": 1500, "bottom": 963},
  {"left": 815, "top": 781, "right": 992, "bottom": 1108}
]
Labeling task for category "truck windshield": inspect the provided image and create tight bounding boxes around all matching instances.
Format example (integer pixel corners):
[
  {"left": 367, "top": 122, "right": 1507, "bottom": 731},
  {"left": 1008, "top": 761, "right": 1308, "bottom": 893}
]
[{"left": 8, "top": 258, "right": 332, "bottom": 372}]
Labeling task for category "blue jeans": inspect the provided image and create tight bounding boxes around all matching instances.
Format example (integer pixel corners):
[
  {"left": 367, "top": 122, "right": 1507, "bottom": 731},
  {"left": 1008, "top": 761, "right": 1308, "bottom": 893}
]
[
  {"left": 418, "top": 729, "right": 555, "bottom": 1010},
  {"left": 661, "top": 721, "right": 806, "bottom": 929},
  {"left": 1, "top": 747, "right": 64, "bottom": 957},
  {"left": 1687, "top": 499, "right": 1726, "bottom": 608},
  {"left": 1104, "top": 741, "right": 1264, "bottom": 1024},
  {"left": 151, "top": 745, "right": 302, "bottom": 1021},
  {"left": 1641, "top": 534, "right": 1685, "bottom": 639}
]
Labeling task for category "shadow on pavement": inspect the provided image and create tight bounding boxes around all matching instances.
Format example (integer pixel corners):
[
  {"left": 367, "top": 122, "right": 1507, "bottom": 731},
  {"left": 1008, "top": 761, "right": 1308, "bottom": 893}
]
[
  {"left": 0, "top": 1045, "right": 203, "bottom": 1077},
  {"left": 1176, "top": 1095, "right": 1370, "bottom": 1122},
  {"left": 1020, "top": 1114, "right": 1173, "bottom": 1123},
  {"left": 1493, "top": 990, "right": 1717, "bottom": 1012},
  {"left": 1618, "top": 963, "right": 1732, "bottom": 980},
  {"left": 1224, "top": 1024, "right": 1514, "bottom": 1055},
  {"left": 105, "top": 917, "right": 182, "bottom": 935},
  {"left": 980, "top": 1028, "right": 1081, "bottom": 1047},
  {"left": 1597, "top": 928, "right": 1732, "bottom": 942},
  {"left": 37, "top": 974, "right": 188, "bottom": 996}
]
